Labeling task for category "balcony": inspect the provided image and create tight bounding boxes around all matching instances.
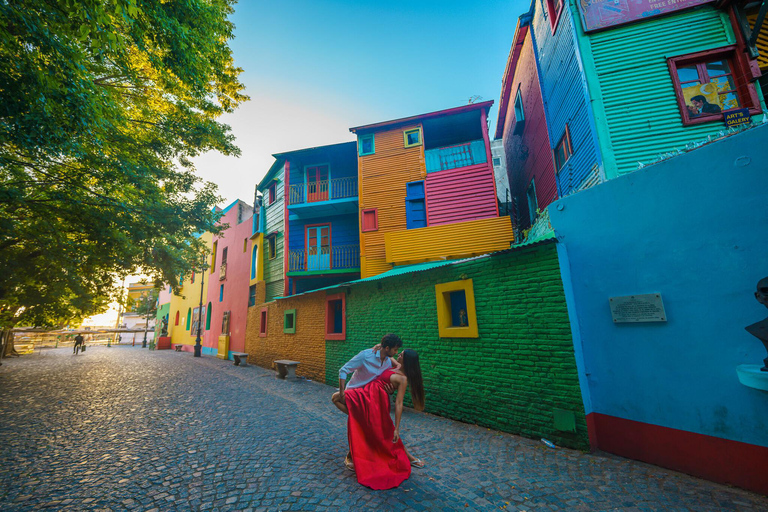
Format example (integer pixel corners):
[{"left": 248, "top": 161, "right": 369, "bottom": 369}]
[
  {"left": 425, "top": 139, "right": 487, "bottom": 173},
  {"left": 287, "top": 176, "right": 358, "bottom": 220},
  {"left": 287, "top": 244, "right": 360, "bottom": 275},
  {"left": 385, "top": 216, "right": 514, "bottom": 266}
]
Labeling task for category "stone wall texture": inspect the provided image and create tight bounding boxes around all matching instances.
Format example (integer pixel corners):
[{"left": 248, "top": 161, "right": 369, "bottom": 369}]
[
  {"left": 244, "top": 281, "right": 326, "bottom": 382},
  {"left": 325, "top": 243, "right": 590, "bottom": 450}
]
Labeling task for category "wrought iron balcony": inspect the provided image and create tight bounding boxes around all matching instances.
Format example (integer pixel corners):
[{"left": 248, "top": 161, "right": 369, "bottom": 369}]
[
  {"left": 425, "top": 139, "right": 487, "bottom": 173},
  {"left": 288, "top": 176, "right": 358, "bottom": 205},
  {"left": 288, "top": 244, "right": 360, "bottom": 273}
]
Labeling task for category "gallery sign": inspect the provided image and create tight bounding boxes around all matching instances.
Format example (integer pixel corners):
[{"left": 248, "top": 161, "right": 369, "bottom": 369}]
[
  {"left": 579, "top": 0, "right": 714, "bottom": 32},
  {"left": 724, "top": 108, "right": 751, "bottom": 128}
]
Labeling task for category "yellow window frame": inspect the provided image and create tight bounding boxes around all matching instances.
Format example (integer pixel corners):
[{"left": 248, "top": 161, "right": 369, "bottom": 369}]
[
  {"left": 435, "top": 279, "right": 478, "bottom": 338},
  {"left": 403, "top": 127, "right": 423, "bottom": 148}
]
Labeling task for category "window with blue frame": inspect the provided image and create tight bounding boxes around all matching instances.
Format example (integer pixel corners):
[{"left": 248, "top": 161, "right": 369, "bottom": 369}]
[
  {"left": 219, "top": 284, "right": 224, "bottom": 302},
  {"left": 251, "top": 245, "right": 258, "bottom": 279},
  {"left": 405, "top": 181, "right": 427, "bottom": 229},
  {"left": 359, "top": 134, "right": 375, "bottom": 156}
]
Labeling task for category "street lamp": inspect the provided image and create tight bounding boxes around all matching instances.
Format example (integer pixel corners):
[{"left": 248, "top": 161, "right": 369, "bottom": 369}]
[
  {"left": 194, "top": 265, "right": 207, "bottom": 357},
  {"left": 141, "top": 291, "right": 152, "bottom": 348}
]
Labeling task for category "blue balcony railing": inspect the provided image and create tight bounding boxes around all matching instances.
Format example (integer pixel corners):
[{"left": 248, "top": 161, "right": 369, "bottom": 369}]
[
  {"left": 425, "top": 139, "right": 487, "bottom": 173},
  {"left": 288, "top": 176, "right": 357, "bottom": 205},
  {"left": 288, "top": 244, "right": 360, "bottom": 272}
]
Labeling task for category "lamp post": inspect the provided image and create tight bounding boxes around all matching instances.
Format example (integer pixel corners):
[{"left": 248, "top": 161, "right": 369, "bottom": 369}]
[
  {"left": 141, "top": 291, "right": 152, "bottom": 348},
  {"left": 194, "top": 265, "right": 207, "bottom": 358}
]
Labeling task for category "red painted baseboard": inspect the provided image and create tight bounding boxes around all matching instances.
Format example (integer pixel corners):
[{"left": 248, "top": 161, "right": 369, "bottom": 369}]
[{"left": 588, "top": 412, "right": 768, "bottom": 495}]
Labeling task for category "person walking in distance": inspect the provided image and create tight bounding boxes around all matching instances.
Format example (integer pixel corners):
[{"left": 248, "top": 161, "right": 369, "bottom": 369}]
[{"left": 73, "top": 333, "right": 84, "bottom": 355}]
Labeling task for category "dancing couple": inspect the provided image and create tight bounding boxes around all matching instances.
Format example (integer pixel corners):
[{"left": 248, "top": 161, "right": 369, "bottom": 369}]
[{"left": 331, "top": 333, "right": 425, "bottom": 490}]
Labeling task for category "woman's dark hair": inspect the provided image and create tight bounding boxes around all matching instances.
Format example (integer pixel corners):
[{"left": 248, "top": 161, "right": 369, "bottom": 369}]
[
  {"left": 401, "top": 349, "right": 425, "bottom": 411},
  {"left": 381, "top": 333, "right": 403, "bottom": 349}
]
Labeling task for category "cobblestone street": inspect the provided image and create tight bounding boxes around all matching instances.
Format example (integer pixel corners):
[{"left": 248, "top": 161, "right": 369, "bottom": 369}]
[{"left": 0, "top": 346, "right": 765, "bottom": 511}]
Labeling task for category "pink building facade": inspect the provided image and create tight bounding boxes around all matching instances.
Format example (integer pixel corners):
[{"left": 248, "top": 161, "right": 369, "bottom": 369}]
[{"left": 202, "top": 199, "right": 254, "bottom": 357}]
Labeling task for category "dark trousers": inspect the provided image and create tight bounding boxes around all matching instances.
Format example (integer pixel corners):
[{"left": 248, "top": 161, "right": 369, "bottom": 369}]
[{"left": 74, "top": 342, "right": 83, "bottom": 354}]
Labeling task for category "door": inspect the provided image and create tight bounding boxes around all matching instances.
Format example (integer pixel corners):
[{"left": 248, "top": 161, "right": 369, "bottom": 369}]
[
  {"left": 306, "top": 225, "right": 331, "bottom": 271},
  {"left": 306, "top": 165, "right": 329, "bottom": 202}
]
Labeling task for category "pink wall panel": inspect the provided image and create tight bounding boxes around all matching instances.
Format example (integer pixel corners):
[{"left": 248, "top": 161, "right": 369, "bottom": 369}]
[
  {"left": 502, "top": 30, "right": 556, "bottom": 229},
  {"left": 425, "top": 163, "right": 498, "bottom": 226},
  {"left": 204, "top": 202, "right": 253, "bottom": 354}
]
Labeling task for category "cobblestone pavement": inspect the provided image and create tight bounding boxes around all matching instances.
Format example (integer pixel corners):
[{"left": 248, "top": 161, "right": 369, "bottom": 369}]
[{"left": 0, "top": 347, "right": 766, "bottom": 511}]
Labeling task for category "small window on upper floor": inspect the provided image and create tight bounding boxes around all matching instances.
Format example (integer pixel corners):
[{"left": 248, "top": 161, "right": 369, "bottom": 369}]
[
  {"left": 268, "top": 182, "right": 277, "bottom": 205},
  {"left": 492, "top": 157, "right": 501, "bottom": 166},
  {"left": 267, "top": 235, "right": 276, "bottom": 260},
  {"left": 403, "top": 127, "right": 422, "bottom": 148},
  {"left": 513, "top": 88, "right": 525, "bottom": 135},
  {"left": 361, "top": 208, "right": 378, "bottom": 232},
  {"left": 259, "top": 307, "right": 268, "bottom": 337},
  {"left": 248, "top": 285, "right": 257, "bottom": 307},
  {"left": 546, "top": 0, "right": 564, "bottom": 32},
  {"left": 359, "top": 134, "right": 375, "bottom": 156},
  {"left": 243, "top": 238, "right": 247, "bottom": 253},
  {"left": 554, "top": 125, "right": 573, "bottom": 173},
  {"left": 405, "top": 181, "right": 427, "bottom": 229},
  {"left": 526, "top": 179, "right": 538, "bottom": 223}
]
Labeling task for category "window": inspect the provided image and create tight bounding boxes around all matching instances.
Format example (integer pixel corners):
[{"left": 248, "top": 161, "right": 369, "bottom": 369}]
[
  {"left": 186, "top": 308, "right": 192, "bottom": 330},
  {"left": 405, "top": 181, "right": 427, "bottom": 229},
  {"left": 191, "top": 271, "right": 195, "bottom": 284},
  {"left": 358, "top": 134, "right": 375, "bottom": 156},
  {"left": 206, "top": 302, "right": 212, "bottom": 330},
  {"left": 249, "top": 285, "right": 257, "bottom": 307},
  {"left": 210, "top": 241, "right": 217, "bottom": 273},
  {"left": 545, "top": 0, "right": 564, "bottom": 32},
  {"left": 513, "top": 88, "right": 525, "bottom": 135},
  {"left": 243, "top": 238, "right": 247, "bottom": 253},
  {"left": 284, "top": 309, "right": 296, "bottom": 334},
  {"left": 554, "top": 125, "right": 573, "bottom": 173},
  {"left": 526, "top": 179, "right": 538, "bottom": 223},
  {"left": 668, "top": 47, "right": 761, "bottom": 125},
  {"left": 259, "top": 307, "right": 268, "bottom": 337},
  {"left": 325, "top": 293, "right": 346, "bottom": 340},
  {"left": 175, "top": 311, "right": 180, "bottom": 326},
  {"left": 267, "top": 235, "right": 276, "bottom": 260},
  {"left": 403, "top": 127, "right": 422, "bottom": 148},
  {"left": 268, "top": 181, "right": 277, "bottom": 205},
  {"left": 221, "top": 247, "right": 228, "bottom": 266},
  {"left": 251, "top": 246, "right": 258, "bottom": 279},
  {"left": 435, "top": 279, "right": 478, "bottom": 338},
  {"left": 492, "top": 157, "right": 501, "bottom": 166},
  {"left": 219, "top": 284, "right": 224, "bottom": 302},
  {"left": 361, "top": 208, "right": 378, "bottom": 232}
]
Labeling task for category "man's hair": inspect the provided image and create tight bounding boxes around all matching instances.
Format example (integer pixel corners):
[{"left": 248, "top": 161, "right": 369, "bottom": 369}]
[
  {"left": 691, "top": 95, "right": 707, "bottom": 103},
  {"left": 381, "top": 333, "right": 403, "bottom": 349}
]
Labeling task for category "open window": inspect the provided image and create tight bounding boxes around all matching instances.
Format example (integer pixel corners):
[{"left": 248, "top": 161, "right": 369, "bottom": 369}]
[
  {"left": 553, "top": 125, "right": 573, "bottom": 174},
  {"left": 259, "top": 307, "right": 268, "bottom": 337},
  {"left": 435, "top": 279, "right": 478, "bottom": 338},
  {"left": 268, "top": 181, "right": 277, "bottom": 205},
  {"left": 267, "top": 235, "right": 276, "bottom": 260},
  {"left": 668, "top": 46, "right": 761, "bottom": 126},
  {"left": 284, "top": 309, "right": 296, "bottom": 334},
  {"left": 325, "top": 293, "right": 346, "bottom": 340},
  {"left": 403, "top": 127, "right": 423, "bottom": 148},
  {"left": 513, "top": 87, "right": 525, "bottom": 135}
]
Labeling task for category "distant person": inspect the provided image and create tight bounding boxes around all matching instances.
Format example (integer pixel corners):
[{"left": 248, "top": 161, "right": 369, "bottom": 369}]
[
  {"left": 73, "top": 334, "right": 84, "bottom": 355},
  {"left": 689, "top": 95, "right": 721, "bottom": 117}
]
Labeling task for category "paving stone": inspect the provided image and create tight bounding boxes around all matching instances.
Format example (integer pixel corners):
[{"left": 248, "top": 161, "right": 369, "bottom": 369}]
[{"left": 0, "top": 346, "right": 766, "bottom": 511}]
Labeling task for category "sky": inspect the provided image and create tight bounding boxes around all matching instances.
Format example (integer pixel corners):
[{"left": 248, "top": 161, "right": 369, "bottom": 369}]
[
  {"left": 194, "top": 0, "right": 529, "bottom": 208},
  {"left": 85, "top": 0, "right": 529, "bottom": 326}
]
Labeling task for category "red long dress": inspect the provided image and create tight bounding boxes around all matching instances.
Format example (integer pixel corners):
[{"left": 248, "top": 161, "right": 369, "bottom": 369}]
[{"left": 345, "top": 369, "right": 411, "bottom": 489}]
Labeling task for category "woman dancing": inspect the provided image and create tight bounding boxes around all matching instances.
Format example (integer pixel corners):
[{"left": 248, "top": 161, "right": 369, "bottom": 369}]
[{"left": 340, "top": 349, "right": 425, "bottom": 490}]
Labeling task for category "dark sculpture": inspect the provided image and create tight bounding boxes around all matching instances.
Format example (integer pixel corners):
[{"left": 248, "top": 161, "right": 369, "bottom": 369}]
[
  {"left": 160, "top": 315, "right": 169, "bottom": 337},
  {"left": 745, "top": 277, "right": 768, "bottom": 372}
]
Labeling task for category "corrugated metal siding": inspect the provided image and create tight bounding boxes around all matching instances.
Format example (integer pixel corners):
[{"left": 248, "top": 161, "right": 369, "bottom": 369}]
[
  {"left": 749, "top": 13, "right": 768, "bottom": 71},
  {"left": 532, "top": 2, "right": 601, "bottom": 196},
  {"left": 384, "top": 216, "right": 514, "bottom": 265},
  {"left": 263, "top": 165, "right": 284, "bottom": 301},
  {"left": 424, "top": 163, "right": 498, "bottom": 226},
  {"left": 503, "top": 29, "right": 556, "bottom": 229},
  {"left": 590, "top": 8, "right": 734, "bottom": 175},
  {"left": 357, "top": 124, "right": 425, "bottom": 278}
]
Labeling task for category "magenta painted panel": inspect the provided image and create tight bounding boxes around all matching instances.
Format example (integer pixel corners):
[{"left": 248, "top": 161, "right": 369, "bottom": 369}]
[
  {"left": 424, "top": 163, "right": 498, "bottom": 226},
  {"left": 204, "top": 201, "right": 254, "bottom": 355},
  {"left": 579, "top": 0, "right": 713, "bottom": 32},
  {"left": 502, "top": 29, "right": 556, "bottom": 229}
]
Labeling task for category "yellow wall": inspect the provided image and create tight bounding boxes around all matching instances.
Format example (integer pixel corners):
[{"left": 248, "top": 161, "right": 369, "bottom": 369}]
[
  {"left": 357, "top": 123, "right": 425, "bottom": 278},
  {"left": 168, "top": 232, "right": 212, "bottom": 346}
]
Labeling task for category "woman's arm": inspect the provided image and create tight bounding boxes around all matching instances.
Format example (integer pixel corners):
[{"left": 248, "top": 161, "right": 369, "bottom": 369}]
[
  {"left": 390, "top": 357, "right": 401, "bottom": 370},
  {"left": 391, "top": 374, "right": 408, "bottom": 442}
]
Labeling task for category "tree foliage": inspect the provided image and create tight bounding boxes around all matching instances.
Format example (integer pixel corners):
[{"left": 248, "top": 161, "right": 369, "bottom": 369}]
[{"left": 0, "top": 0, "right": 247, "bottom": 327}]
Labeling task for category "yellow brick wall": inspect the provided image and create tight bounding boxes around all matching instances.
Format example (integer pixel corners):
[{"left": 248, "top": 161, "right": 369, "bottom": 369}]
[{"left": 244, "top": 282, "right": 327, "bottom": 381}]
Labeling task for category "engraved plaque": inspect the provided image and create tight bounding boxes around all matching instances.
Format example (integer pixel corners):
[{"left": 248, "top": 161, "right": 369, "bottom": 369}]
[{"left": 609, "top": 293, "right": 667, "bottom": 323}]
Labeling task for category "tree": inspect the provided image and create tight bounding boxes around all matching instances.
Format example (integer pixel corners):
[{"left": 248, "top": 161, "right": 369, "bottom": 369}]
[{"left": 0, "top": 1, "right": 247, "bottom": 329}]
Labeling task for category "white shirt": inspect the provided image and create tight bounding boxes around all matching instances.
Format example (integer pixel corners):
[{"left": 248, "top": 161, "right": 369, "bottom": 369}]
[{"left": 340, "top": 348, "right": 392, "bottom": 389}]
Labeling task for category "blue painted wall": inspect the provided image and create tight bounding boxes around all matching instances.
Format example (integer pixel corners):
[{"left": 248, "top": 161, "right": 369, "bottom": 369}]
[
  {"left": 288, "top": 213, "right": 359, "bottom": 255},
  {"left": 549, "top": 124, "right": 768, "bottom": 448},
  {"left": 530, "top": 0, "right": 602, "bottom": 196}
]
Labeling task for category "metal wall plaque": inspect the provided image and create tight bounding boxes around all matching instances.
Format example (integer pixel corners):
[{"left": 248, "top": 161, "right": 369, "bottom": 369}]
[{"left": 609, "top": 293, "right": 667, "bottom": 323}]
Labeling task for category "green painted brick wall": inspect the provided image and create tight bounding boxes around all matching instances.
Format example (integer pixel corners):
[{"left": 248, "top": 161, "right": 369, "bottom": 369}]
[{"left": 325, "top": 243, "right": 589, "bottom": 450}]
